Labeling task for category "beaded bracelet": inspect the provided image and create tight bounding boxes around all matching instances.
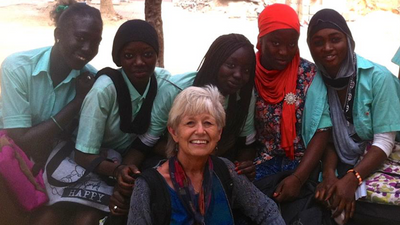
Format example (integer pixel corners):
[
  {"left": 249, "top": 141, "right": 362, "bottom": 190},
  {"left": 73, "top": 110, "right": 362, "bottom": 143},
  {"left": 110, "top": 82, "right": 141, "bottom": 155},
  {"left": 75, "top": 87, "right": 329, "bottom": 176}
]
[
  {"left": 347, "top": 169, "right": 363, "bottom": 186},
  {"left": 50, "top": 116, "right": 64, "bottom": 132}
]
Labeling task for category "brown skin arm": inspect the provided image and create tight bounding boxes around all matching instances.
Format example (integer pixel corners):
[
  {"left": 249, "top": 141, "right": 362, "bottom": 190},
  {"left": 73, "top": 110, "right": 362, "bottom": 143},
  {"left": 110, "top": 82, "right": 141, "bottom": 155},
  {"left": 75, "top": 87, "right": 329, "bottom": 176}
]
[
  {"left": 274, "top": 130, "right": 329, "bottom": 202},
  {"left": 7, "top": 98, "right": 84, "bottom": 163},
  {"left": 75, "top": 147, "right": 143, "bottom": 216},
  {"left": 6, "top": 73, "right": 94, "bottom": 163},
  {"left": 315, "top": 142, "right": 339, "bottom": 203},
  {"left": 109, "top": 147, "right": 143, "bottom": 216},
  {"left": 324, "top": 146, "right": 387, "bottom": 224},
  {"left": 74, "top": 150, "right": 120, "bottom": 177}
]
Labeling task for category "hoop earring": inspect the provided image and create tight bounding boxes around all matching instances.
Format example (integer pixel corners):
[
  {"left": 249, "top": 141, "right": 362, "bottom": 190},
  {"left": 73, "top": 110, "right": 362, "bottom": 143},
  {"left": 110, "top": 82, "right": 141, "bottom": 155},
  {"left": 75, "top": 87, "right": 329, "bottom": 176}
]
[{"left": 56, "top": 39, "right": 60, "bottom": 43}]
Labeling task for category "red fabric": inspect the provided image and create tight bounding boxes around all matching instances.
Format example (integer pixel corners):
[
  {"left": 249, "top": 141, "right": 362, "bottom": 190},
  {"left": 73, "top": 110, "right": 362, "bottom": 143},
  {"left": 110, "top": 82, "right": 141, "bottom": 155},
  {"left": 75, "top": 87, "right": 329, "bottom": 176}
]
[
  {"left": 257, "top": 3, "right": 300, "bottom": 49},
  {"left": 255, "top": 4, "right": 300, "bottom": 160}
]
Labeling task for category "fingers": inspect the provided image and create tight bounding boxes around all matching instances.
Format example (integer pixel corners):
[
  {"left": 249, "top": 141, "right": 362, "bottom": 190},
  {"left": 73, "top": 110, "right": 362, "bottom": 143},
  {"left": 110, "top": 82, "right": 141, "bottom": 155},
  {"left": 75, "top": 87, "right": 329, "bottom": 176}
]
[
  {"left": 343, "top": 201, "right": 353, "bottom": 224},
  {"left": 234, "top": 160, "right": 256, "bottom": 180},
  {"left": 109, "top": 190, "right": 129, "bottom": 216},
  {"left": 350, "top": 201, "right": 355, "bottom": 219},
  {"left": 110, "top": 204, "right": 129, "bottom": 216},
  {"left": 117, "top": 165, "right": 140, "bottom": 197},
  {"left": 325, "top": 184, "right": 336, "bottom": 203},
  {"left": 315, "top": 184, "right": 328, "bottom": 203},
  {"left": 332, "top": 200, "right": 345, "bottom": 218},
  {"left": 273, "top": 182, "right": 284, "bottom": 201}
]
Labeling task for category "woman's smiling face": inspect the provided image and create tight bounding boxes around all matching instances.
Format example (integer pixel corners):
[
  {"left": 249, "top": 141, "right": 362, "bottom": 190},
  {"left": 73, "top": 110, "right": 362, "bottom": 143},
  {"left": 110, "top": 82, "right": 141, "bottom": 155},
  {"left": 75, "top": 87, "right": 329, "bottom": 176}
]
[
  {"left": 168, "top": 113, "right": 222, "bottom": 159},
  {"left": 56, "top": 15, "right": 102, "bottom": 70},
  {"left": 309, "top": 28, "right": 348, "bottom": 78}
]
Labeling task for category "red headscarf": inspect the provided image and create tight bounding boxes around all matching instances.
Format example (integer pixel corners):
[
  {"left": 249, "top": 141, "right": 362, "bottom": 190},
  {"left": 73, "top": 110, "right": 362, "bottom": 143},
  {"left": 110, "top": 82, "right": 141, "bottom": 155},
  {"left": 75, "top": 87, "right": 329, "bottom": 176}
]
[{"left": 255, "top": 4, "right": 300, "bottom": 160}]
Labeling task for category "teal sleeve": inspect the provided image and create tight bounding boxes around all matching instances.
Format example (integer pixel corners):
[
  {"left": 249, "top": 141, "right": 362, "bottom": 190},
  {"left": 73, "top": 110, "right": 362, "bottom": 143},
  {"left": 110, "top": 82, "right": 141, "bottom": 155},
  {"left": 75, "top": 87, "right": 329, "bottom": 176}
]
[
  {"left": 369, "top": 70, "right": 400, "bottom": 134},
  {"left": 147, "top": 81, "right": 181, "bottom": 137},
  {"left": 0, "top": 61, "right": 31, "bottom": 128},
  {"left": 392, "top": 46, "right": 400, "bottom": 66},
  {"left": 317, "top": 98, "right": 332, "bottom": 130},
  {"left": 302, "top": 73, "right": 332, "bottom": 147},
  {"left": 75, "top": 77, "right": 115, "bottom": 154}
]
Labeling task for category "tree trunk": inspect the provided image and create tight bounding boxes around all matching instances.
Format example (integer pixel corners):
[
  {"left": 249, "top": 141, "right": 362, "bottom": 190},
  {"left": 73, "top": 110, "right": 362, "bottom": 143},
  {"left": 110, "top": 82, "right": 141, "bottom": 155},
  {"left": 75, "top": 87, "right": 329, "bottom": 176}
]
[
  {"left": 100, "top": 0, "right": 120, "bottom": 19},
  {"left": 145, "top": 0, "right": 164, "bottom": 67}
]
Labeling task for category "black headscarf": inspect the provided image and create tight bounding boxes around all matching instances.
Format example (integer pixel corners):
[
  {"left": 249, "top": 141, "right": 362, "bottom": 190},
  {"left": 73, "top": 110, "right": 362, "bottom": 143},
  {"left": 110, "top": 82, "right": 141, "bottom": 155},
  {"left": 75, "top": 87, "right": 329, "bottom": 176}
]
[
  {"left": 112, "top": 19, "right": 159, "bottom": 67},
  {"left": 307, "top": 9, "right": 365, "bottom": 165},
  {"left": 307, "top": 9, "right": 356, "bottom": 90}
]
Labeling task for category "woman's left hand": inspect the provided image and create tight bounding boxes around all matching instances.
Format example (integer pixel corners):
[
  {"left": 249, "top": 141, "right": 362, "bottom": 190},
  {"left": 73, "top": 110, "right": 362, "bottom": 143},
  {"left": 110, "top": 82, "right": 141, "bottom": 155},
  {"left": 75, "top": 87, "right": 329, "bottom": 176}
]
[
  {"left": 116, "top": 164, "right": 140, "bottom": 197},
  {"left": 273, "top": 175, "right": 302, "bottom": 202},
  {"left": 235, "top": 160, "right": 256, "bottom": 181},
  {"left": 325, "top": 174, "right": 357, "bottom": 224}
]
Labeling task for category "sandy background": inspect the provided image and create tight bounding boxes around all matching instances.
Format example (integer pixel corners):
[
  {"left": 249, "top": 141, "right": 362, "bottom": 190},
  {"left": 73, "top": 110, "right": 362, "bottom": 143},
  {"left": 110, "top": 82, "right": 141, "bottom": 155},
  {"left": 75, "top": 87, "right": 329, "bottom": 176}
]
[{"left": 0, "top": 1, "right": 399, "bottom": 76}]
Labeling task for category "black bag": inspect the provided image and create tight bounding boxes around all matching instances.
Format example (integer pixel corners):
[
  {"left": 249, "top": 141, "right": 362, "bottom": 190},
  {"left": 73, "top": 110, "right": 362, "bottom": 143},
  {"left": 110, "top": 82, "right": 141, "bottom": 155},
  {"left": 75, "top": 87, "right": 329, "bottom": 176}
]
[{"left": 253, "top": 169, "right": 333, "bottom": 225}]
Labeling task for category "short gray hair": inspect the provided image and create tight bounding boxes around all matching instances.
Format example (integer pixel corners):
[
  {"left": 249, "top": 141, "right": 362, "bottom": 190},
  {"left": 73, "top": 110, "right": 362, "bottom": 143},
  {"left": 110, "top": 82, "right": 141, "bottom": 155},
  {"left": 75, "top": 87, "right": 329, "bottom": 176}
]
[{"left": 166, "top": 85, "right": 226, "bottom": 157}]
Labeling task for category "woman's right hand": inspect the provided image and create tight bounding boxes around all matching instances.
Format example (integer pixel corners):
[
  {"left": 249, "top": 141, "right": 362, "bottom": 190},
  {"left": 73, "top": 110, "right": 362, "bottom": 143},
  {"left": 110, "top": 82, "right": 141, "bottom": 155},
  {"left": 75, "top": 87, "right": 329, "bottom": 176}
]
[
  {"left": 75, "top": 71, "right": 95, "bottom": 102},
  {"left": 109, "top": 186, "right": 130, "bottom": 216},
  {"left": 325, "top": 174, "right": 357, "bottom": 224}
]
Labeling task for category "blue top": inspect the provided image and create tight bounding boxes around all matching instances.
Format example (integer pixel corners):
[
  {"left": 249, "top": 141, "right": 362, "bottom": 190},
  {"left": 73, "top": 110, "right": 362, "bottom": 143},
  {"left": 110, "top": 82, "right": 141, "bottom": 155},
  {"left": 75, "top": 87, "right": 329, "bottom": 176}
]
[
  {"left": 128, "top": 157, "right": 285, "bottom": 225},
  {"left": 0, "top": 46, "right": 97, "bottom": 129},
  {"left": 168, "top": 174, "right": 234, "bottom": 225}
]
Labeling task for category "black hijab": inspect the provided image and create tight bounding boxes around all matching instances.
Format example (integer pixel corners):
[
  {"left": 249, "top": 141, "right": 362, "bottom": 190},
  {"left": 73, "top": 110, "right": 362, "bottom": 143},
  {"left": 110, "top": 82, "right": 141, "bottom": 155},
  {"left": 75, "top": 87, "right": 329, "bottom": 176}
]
[{"left": 307, "top": 9, "right": 356, "bottom": 90}]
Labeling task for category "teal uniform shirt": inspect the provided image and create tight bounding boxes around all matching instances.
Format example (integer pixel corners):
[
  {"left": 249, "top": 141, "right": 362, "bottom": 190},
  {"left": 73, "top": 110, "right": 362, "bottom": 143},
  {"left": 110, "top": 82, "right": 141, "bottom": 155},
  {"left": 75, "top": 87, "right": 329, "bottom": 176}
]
[
  {"left": 139, "top": 71, "right": 256, "bottom": 148},
  {"left": 0, "top": 46, "right": 97, "bottom": 129},
  {"left": 392, "top": 46, "right": 400, "bottom": 66},
  {"left": 75, "top": 68, "right": 171, "bottom": 155},
  {"left": 303, "top": 55, "right": 400, "bottom": 146}
]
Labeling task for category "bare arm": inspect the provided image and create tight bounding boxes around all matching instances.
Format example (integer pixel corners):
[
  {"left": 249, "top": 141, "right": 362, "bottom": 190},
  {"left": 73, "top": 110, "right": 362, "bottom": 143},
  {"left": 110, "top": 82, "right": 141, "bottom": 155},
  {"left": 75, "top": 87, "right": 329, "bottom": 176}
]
[
  {"left": 7, "top": 73, "right": 94, "bottom": 163},
  {"left": 314, "top": 142, "right": 339, "bottom": 202},
  {"left": 274, "top": 130, "right": 329, "bottom": 202}
]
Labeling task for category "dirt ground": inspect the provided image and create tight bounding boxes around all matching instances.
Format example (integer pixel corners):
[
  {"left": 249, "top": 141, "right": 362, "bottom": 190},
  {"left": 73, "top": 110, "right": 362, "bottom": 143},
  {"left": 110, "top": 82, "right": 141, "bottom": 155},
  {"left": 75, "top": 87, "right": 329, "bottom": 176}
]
[{"left": 0, "top": 1, "right": 399, "bottom": 76}]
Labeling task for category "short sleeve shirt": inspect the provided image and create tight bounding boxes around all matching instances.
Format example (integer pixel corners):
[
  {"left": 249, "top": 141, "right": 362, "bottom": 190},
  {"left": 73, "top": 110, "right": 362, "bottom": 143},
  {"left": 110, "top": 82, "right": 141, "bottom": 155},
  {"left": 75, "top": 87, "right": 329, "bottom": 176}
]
[
  {"left": 303, "top": 55, "right": 400, "bottom": 144},
  {"left": 75, "top": 67, "right": 171, "bottom": 154},
  {"left": 0, "top": 46, "right": 97, "bottom": 129},
  {"left": 392, "top": 46, "right": 400, "bottom": 66}
]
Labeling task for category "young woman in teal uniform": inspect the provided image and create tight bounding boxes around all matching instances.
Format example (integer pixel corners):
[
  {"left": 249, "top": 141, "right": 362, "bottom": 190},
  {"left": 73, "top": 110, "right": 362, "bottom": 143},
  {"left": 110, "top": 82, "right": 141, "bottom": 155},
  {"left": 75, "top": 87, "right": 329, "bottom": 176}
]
[
  {"left": 73, "top": 19, "right": 170, "bottom": 221},
  {"left": 306, "top": 8, "right": 400, "bottom": 224},
  {"left": 0, "top": 1, "right": 102, "bottom": 224}
]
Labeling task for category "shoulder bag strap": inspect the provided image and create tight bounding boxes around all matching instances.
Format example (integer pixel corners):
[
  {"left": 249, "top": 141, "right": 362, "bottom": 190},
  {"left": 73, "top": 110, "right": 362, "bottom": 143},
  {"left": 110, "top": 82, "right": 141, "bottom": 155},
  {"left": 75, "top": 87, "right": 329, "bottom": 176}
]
[
  {"left": 45, "top": 141, "right": 107, "bottom": 187},
  {"left": 140, "top": 168, "right": 171, "bottom": 225}
]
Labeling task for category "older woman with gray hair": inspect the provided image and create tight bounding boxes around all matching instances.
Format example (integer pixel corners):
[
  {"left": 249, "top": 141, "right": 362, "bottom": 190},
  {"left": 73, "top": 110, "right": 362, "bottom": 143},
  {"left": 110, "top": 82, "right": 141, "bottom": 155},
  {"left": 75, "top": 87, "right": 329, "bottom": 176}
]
[{"left": 127, "top": 85, "right": 284, "bottom": 225}]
